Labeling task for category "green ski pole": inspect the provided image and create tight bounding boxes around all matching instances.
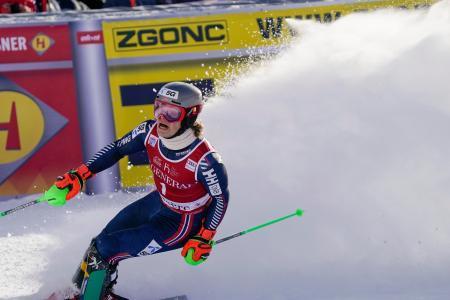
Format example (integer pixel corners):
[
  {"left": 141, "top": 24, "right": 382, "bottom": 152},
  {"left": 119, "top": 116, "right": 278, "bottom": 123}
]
[
  {"left": 214, "top": 208, "right": 304, "bottom": 245},
  {"left": 0, "top": 198, "right": 47, "bottom": 218},
  {"left": 185, "top": 209, "right": 304, "bottom": 265},
  {"left": 0, "top": 185, "right": 69, "bottom": 218}
]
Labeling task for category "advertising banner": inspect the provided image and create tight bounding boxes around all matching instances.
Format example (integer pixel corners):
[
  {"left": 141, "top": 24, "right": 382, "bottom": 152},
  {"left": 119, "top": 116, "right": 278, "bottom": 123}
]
[
  {"left": 102, "top": 0, "right": 432, "bottom": 61},
  {"left": 0, "top": 25, "right": 71, "bottom": 64},
  {"left": 0, "top": 24, "right": 83, "bottom": 199}
]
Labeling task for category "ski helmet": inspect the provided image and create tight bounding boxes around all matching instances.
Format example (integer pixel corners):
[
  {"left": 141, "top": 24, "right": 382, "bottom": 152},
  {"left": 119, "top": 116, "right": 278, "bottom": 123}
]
[{"left": 155, "top": 82, "right": 204, "bottom": 137}]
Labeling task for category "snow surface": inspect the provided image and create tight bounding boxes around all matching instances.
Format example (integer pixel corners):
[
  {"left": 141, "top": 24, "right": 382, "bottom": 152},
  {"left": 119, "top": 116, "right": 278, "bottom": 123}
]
[{"left": 1, "top": 1, "right": 450, "bottom": 299}]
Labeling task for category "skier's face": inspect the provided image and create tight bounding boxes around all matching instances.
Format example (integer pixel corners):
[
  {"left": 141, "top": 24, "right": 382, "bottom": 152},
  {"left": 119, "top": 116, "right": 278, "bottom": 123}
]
[{"left": 156, "top": 114, "right": 181, "bottom": 138}]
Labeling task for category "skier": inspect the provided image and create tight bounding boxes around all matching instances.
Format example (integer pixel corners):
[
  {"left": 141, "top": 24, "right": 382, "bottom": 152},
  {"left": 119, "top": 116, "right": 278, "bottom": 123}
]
[{"left": 51, "top": 82, "right": 229, "bottom": 300}]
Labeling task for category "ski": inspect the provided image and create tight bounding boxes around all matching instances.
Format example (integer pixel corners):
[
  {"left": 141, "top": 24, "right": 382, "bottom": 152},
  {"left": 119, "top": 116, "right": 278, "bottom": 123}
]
[
  {"left": 47, "top": 289, "right": 187, "bottom": 300},
  {"left": 161, "top": 296, "right": 188, "bottom": 300},
  {"left": 82, "top": 269, "right": 107, "bottom": 299},
  {"left": 46, "top": 286, "right": 79, "bottom": 300}
]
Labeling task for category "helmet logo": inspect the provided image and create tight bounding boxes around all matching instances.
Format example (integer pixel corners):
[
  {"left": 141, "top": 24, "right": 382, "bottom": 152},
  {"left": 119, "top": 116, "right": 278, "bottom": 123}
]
[{"left": 158, "top": 88, "right": 179, "bottom": 100}]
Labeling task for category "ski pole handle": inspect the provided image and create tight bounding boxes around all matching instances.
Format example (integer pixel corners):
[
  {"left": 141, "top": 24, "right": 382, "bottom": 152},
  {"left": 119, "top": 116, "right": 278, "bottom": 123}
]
[
  {"left": 214, "top": 209, "right": 303, "bottom": 245},
  {"left": 0, "top": 185, "right": 69, "bottom": 219}
]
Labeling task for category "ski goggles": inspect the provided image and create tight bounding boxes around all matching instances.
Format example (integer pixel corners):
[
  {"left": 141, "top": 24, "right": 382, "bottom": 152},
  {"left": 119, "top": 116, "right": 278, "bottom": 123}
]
[{"left": 154, "top": 100, "right": 186, "bottom": 123}]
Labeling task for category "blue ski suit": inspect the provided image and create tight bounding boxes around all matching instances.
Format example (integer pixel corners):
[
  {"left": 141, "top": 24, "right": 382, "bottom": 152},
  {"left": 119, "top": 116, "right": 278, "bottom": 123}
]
[{"left": 84, "top": 120, "right": 229, "bottom": 264}]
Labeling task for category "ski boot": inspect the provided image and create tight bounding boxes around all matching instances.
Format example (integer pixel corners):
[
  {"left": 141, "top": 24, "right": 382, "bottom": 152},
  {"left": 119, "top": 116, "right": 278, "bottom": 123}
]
[
  {"left": 73, "top": 240, "right": 95, "bottom": 289},
  {"left": 102, "top": 263, "right": 129, "bottom": 300},
  {"left": 72, "top": 240, "right": 117, "bottom": 299}
]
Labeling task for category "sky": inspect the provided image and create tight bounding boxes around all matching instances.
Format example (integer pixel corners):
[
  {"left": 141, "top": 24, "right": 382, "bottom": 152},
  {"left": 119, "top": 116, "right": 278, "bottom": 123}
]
[{"left": 1, "top": 1, "right": 450, "bottom": 299}]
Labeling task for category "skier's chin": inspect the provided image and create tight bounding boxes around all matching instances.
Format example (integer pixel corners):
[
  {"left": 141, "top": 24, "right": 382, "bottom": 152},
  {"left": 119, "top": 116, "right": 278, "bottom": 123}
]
[{"left": 157, "top": 123, "right": 173, "bottom": 138}]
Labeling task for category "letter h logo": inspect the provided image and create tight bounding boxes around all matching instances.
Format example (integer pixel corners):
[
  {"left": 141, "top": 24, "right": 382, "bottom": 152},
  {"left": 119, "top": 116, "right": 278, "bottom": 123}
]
[
  {"left": 0, "top": 102, "right": 21, "bottom": 150},
  {"left": 35, "top": 37, "right": 46, "bottom": 50}
]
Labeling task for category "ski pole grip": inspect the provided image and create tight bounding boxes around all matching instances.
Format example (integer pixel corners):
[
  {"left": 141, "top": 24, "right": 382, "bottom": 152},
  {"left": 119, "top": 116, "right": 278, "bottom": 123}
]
[
  {"left": 44, "top": 185, "right": 70, "bottom": 207},
  {"left": 184, "top": 248, "right": 205, "bottom": 266}
]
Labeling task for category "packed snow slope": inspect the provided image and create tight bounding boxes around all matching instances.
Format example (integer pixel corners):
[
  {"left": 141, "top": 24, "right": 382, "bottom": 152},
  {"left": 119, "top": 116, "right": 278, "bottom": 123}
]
[{"left": 1, "top": 1, "right": 450, "bottom": 299}]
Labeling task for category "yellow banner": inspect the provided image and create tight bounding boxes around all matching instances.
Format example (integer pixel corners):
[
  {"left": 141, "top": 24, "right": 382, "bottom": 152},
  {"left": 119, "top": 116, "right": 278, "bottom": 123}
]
[
  {"left": 103, "top": 0, "right": 433, "bottom": 59},
  {"left": 111, "top": 20, "right": 229, "bottom": 53}
]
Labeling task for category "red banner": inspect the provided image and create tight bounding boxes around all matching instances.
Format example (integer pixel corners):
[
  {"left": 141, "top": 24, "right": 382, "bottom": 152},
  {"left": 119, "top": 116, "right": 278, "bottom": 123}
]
[
  {"left": 0, "top": 25, "right": 71, "bottom": 64},
  {"left": 0, "top": 24, "right": 82, "bottom": 198}
]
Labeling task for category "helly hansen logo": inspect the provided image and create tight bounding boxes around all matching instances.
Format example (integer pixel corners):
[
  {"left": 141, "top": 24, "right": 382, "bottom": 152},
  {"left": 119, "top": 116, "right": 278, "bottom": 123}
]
[
  {"left": 202, "top": 169, "right": 217, "bottom": 185},
  {"left": 138, "top": 239, "right": 162, "bottom": 256},
  {"left": 202, "top": 169, "right": 222, "bottom": 196},
  {"left": 158, "top": 88, "right": 178, "bottom": 100}
]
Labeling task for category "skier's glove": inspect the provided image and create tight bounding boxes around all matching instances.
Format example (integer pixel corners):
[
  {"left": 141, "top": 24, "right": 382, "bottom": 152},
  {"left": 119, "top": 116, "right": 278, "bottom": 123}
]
[
  {"left": 54, "top": 164, "right": 93, "bottom": 201},
  {"left": 181, "top": 227, "right": 216, "bottom": 265}
]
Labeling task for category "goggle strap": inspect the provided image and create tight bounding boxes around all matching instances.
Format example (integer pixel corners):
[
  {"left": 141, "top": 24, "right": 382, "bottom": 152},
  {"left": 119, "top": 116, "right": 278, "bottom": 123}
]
[{"left": 187, "top": 105, "right": 201, "bottom": 117}]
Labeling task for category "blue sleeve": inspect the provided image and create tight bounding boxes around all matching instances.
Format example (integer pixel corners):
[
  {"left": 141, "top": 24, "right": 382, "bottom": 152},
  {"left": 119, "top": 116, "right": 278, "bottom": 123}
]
[
  {"left": 197, "top": 152, "right": 229, "bottom": 231},
  {"left": 85, "top": 120, "right": 155, "bottom": 174}
]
